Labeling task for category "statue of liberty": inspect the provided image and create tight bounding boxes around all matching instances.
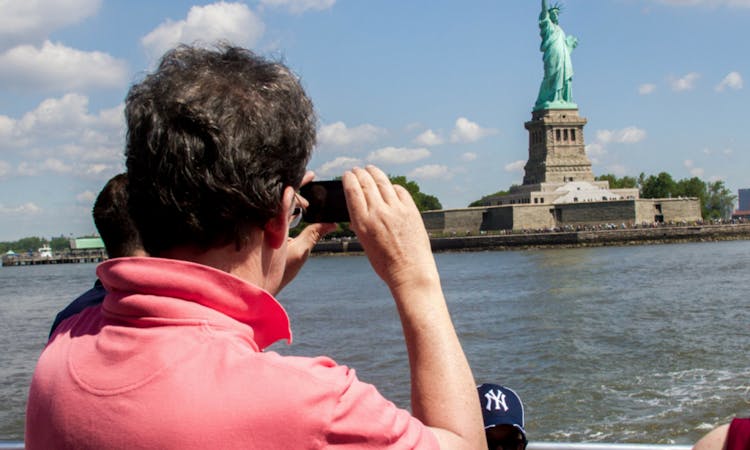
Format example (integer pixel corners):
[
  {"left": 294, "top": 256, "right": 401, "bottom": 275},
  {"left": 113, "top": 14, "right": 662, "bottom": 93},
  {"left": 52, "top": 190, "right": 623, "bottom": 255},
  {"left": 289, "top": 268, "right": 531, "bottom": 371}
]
[{"left": 534, "top": 0, "right": 578, "bottom": 111}]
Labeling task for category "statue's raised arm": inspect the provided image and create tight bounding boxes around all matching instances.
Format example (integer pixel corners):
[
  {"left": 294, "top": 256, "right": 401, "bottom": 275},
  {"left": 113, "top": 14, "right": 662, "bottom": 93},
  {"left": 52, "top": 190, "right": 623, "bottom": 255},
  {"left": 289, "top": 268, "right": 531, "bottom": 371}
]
[
  {"left": 534, "top": 0, "right": 578, "bottom": 111},
  {"left": 540, "top": 0, "right": 549, "bottom": 21}
]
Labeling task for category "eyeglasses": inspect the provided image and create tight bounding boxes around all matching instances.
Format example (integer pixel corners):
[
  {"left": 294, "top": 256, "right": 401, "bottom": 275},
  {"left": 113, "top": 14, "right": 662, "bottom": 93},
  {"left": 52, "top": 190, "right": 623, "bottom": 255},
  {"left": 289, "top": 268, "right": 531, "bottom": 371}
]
[
  {"left": 487, "top": 437, "right": 527, "bottom": 450},
  {"left": 289, "top": 194, "right": 304, "bottom": 229}
]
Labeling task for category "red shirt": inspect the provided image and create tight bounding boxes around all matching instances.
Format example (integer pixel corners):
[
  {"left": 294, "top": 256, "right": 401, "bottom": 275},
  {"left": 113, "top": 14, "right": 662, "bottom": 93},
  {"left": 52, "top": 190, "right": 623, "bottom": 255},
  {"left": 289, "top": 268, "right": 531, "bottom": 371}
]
[
  {"left": 26, "top": 257, "right": 437, "bottom": 449},
  {"left": 727, "top": 418, "right": 750, "bottom": 450}
]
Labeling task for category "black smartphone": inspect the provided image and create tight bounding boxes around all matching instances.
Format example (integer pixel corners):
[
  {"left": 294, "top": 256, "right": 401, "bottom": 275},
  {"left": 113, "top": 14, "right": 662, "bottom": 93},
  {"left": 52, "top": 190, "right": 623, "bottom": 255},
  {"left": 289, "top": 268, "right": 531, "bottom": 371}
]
[{"left": 299, "top": 180, "right": 350, "bottom": 223}]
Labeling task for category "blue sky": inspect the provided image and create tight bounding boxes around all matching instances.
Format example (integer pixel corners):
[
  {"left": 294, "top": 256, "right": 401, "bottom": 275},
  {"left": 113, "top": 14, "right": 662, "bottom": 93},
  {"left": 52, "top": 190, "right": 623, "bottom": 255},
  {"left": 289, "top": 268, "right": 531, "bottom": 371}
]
[{"left": 0, "top": 0, "right": 748, "bottom": 241}]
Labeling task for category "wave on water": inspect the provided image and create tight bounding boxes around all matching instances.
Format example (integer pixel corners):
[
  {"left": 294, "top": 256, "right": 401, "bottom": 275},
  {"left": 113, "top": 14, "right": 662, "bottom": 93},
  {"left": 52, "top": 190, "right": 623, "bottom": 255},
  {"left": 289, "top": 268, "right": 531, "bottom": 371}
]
[{"left": 544, "top": 367, "right": 750, "bottom": 444}]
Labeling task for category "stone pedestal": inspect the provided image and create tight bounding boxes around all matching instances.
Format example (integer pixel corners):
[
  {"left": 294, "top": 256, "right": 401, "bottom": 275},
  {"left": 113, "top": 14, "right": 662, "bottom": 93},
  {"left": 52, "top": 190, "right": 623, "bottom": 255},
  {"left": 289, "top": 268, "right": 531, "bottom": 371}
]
[{"left": 523, "top": 108, "right": 593, "bottom": 185}]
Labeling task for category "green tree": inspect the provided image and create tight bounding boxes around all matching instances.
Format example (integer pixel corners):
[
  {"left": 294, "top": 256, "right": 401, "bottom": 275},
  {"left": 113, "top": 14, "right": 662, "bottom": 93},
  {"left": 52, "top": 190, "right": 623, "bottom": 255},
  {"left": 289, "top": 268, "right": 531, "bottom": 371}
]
[
  {"left": 703, "top": 180, "right": 736, "bottom": 220},
  {"left": 641, "top": 172, "right": 676, "bottom": 199},
  {"left": 634, "top": 172, "right": 737, "bottom": 219},
  {"left": 388, "top": 175, "right": 442, "bottom": 211},
  {"left": 674, "top": 177, "right": 706, "bottom": 199},
  {"left": 637, "top": 172, "right": 647, "bottom": 192},
  {"left": 15, "top": 237, "right": 44, "bottom": 253},
  {"left": 595, "top": 174, "right": 637, "bottom": 189},
  {"left": 467, "top": 187, "right": 518, "bottom": 207},
  {"left": 50, "top": 235, "right": 72, "bottom": 252}
]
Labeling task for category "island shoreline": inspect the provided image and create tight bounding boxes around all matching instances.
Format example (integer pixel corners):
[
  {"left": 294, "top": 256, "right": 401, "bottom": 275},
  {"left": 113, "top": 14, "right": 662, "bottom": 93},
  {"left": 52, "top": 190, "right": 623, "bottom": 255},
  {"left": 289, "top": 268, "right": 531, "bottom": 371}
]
[{"left": 312, "top": 223, "right": 750, "bottom": 255}]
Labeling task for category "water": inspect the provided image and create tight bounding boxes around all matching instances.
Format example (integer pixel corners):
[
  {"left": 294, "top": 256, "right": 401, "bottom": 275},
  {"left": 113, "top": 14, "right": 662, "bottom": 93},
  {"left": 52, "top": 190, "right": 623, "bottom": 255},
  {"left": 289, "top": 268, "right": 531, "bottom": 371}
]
[{"left": 1, "top": 241, "right": 749, "bottom": 445}]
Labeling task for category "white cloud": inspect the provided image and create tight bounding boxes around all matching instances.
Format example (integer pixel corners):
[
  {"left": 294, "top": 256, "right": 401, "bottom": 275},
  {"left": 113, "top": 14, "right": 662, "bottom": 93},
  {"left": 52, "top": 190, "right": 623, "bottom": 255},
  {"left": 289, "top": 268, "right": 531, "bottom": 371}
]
[
  {"left": 2, "top": 94, "right": 123, "bottom": 146},
  {"left": 408, "top": 164, "right": 452, "bottom": 180},
  {"left": 17, "top": 94, "right": 101, "bottom": 138},
  {"left": 413, "top": 129, "right": 444, "bottom": 146},
  {"left": 76, "top": 191, "right": 96, "bottom": 203},
  {"left": 683, "top": 159, "right": 705, "bottom": 177},
  {"left": 0, "top": 0, "right": 101, "bottom": 48},
  {"left": 17, "top": 159, "right": 73, "bottom": 176},
  {"left": 504, "top": 160, "right": 526, "bottom": 172},
  {"left": 585, "top": 143, "right": 605, "bottom": 164},
  {"left": 317, "top": 121, "right": 385, "bottom": 148},
  {"left": 596, "top": 127, "right": 647, "bottom": 144},
  {"left": 142, "top": 2, "right": 265, "bottom": 59},
  {"left": 0, "top": 41, "right": 128, "bottom": 91},
  {"left": 638, "top": 83, "right": 656, "bottom": 95},
  {"left": 84, "top": 163, "right": 114, "bottom": 176},
  {"left": 42, "top": 158, "right": 73, "bottom": 173},
  {"left": 316, "top": 156, "right": 361, "bottom": 177},
  {"left": 702, "top": 146, "right": 734, "bottom": 156},
  {"left": 617, "top": 127, "right": 648, "bottom": 143},
  {"left": 95, "top": 104, "right": 126, "bottom": 130},
  {"left": 0, "top": 202, "right": 42, "bottom": 215},
  {"left": 587, "top": 127, "right": 645, "bottom": 165},
  {"left": 0, "top": 94, "right": 125, "bottom": 181},
  {"left": 450, "top": 117, "right": 497, "bottom": 143},
  {"left": 654, "top": 0, "right": 750, "bottom": 7},
  {"left": 0, "top": 160, "right": 10, "bottom": 177},
  {"left": 586, "top": 143, "right": 606, "bottom": 157},
  {"left": 461, "top": 152, "right": 478, "bottom": 162},
  {"left": 668, "top": 72, "right": 700, "bottom": 91},
  {"left": 715, "top": 71, "right": 743, "bottom": 92},
  {"left": 16, "top": 163, "right": 34, "bottom": 176},
  {"left": 259, "top": 0, "right": 336, "bottom": 13},
  {"left": 0, "top": 116, "right": 16, "bottom": 138},
  {"left": 367, "top": 147, "right": 430, "bottom": 165}
]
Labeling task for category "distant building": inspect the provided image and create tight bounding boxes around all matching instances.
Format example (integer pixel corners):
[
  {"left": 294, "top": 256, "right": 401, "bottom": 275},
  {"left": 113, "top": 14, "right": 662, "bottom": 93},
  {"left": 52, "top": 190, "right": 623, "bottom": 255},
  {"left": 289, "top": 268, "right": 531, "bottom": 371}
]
[
  {"left": 69, "top": 237, "right": 108, "bottom": 258},
  {"left": 70, "top": 237, "right": 105, "bottom": 251},
  {"left": 732, "top": 188, "right": 750, "bottom": 220},
  {"left": 739, "top": 189, "right": 750, "bottom": 211}
]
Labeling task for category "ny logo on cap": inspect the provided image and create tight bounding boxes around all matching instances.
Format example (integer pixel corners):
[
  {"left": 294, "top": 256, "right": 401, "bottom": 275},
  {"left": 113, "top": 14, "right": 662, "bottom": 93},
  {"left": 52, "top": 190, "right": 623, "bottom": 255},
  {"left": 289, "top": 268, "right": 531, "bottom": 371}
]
[{"left": 484, "top": 389, "right": 508, "bottom": 412}]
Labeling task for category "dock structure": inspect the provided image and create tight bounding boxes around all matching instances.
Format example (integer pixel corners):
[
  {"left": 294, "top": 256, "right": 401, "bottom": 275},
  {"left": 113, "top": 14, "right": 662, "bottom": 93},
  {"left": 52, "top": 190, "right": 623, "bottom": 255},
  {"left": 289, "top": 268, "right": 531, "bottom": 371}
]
[
  {"left": 2, "top": 236, "right": 108, "bottom": 267},
  {"left": 1, "top": 250, "right": 107, "bottom": 267}
]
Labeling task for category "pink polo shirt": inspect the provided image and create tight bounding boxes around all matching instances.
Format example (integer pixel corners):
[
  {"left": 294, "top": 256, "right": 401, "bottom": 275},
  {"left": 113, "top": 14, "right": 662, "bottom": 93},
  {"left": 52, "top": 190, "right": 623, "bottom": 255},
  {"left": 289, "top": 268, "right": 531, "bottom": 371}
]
[{"left": 26, "top": 257, "right": 437, "bottom": 449}]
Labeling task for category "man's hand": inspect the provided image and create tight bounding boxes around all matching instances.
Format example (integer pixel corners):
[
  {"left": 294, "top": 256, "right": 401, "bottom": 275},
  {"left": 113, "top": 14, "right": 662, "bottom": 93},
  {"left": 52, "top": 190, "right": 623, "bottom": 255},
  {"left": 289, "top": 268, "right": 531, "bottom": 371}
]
[
  {"left": 342, "top": 165, "right": 438, "bottom": 293},
  {"left": 342, "top": 165, "right": 485, "bottom": 450},
  {"left": 276, "top": 171, "right": 337, "bottom": 294}
]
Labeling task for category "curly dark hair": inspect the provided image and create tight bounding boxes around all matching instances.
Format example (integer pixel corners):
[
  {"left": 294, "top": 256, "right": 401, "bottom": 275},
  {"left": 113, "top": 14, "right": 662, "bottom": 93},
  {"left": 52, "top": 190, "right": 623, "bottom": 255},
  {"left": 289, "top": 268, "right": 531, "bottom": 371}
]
[
  {"left": 125, "top": 44, "right": 316, "bottom": 255},
  {"left": 93, "top": 173, "right": 142, "bottom": 258}
]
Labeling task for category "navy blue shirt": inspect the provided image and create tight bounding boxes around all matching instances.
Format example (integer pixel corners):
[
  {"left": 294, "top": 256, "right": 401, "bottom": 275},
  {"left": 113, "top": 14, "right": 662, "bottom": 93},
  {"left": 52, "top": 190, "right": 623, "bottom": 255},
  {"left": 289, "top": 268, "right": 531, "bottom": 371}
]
[{"left": 48, "top": 279, "right": 106, "bottom": 339}]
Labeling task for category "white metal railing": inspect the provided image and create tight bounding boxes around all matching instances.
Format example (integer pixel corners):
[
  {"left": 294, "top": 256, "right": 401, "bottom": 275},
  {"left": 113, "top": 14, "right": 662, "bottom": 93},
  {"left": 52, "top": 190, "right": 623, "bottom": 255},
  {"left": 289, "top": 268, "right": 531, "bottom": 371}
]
[
  {"left": 0, "top": 442, "right": 693, "bottom": 450},
  {"left": 527, "top": 444, "right": 692, "bottom": 450}
]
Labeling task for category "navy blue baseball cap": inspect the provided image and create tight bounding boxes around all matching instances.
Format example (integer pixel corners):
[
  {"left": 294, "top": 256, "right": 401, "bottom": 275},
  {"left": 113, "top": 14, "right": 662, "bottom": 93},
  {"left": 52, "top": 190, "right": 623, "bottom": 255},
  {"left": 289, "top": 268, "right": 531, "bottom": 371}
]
[{"left": 477, "top": 384, "right": 526, "bottom": 438}]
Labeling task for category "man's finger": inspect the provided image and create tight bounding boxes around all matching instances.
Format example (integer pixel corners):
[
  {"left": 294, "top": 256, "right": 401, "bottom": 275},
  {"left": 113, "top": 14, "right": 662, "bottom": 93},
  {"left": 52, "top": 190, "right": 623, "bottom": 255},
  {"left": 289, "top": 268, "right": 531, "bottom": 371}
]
[
  {"left": 366, "top": 165, "right": 398, "bottom": 205},
  {"left": 343, "top": 170, "right": 368, "bottom": 228},
  {"left": 300, "top": 170, "right": 315, "bottom": 186},
  {"left": 294, "top": 222, "right": 337, "bottom": 248},
  {"left": 352, "top": 166, "right": 386, "bottom": 208}
]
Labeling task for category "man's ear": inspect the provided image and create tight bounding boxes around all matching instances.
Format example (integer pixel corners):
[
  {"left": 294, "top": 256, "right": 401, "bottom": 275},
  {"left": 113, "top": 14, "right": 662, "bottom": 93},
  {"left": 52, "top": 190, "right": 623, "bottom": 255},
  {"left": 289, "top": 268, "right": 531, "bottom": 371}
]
[{"left": 264, "top": 186, "right": 295, "bottom": 249}]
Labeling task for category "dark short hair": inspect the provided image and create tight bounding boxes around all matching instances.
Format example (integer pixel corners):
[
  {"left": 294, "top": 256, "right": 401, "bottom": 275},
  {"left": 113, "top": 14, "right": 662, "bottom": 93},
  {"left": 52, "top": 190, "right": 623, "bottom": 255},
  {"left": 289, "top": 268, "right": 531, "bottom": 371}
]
[
  {"left": 125, "top": 44, "right": 316, "bottom": 255},
  {"left": 93, "top": 173, "right": 142, "bottom": 258}
]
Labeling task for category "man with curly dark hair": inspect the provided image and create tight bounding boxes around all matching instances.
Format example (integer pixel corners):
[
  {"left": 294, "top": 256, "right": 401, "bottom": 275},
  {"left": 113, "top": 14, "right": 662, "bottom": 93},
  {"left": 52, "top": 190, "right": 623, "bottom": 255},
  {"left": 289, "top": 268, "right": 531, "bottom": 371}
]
[{"left": 26, "top": 44, "right": 483, "bottom": 449}]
